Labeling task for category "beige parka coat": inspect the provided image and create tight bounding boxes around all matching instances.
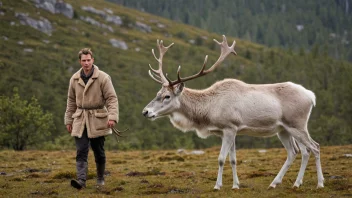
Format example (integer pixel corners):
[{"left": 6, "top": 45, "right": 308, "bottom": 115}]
[{"left": 64, "top": 65, "right": 118, "bottom": 138}]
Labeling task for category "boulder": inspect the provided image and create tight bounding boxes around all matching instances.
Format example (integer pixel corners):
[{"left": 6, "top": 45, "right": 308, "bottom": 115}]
[
  {"left": 16, "top": 12, "right": 53, "bottom": 35},
  {"left": 109, "top": 39, "right": 128, "bottom": 50}
]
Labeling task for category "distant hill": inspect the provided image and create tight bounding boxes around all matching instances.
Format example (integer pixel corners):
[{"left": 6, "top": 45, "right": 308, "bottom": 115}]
[
  {"left": 109, "top": 0, "right": 352, "bottom": 62},
  {"left": 0, "top": 0, "right": 351, "bottom": 150}
]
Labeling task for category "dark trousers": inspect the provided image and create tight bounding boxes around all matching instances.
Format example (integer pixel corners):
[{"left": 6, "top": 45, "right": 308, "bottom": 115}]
[{"left": 75, "top": 127, "right": 106, "bottom": 164}]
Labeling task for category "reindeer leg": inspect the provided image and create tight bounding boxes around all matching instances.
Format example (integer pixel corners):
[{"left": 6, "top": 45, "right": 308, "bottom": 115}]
[
  {"left": 297, "top": 138, "right": 324, "bottom": 188},
  {"left": 293, "top": 142, "right": 310, "bottom": 188},
  {"left": 284, "top": 127, "right": 324, "bottom": 188},
  {"left": 228, "top": 135, "right": 240, "bottom": 189},
  {"left": 214, "top": 131, "right": 235, "bottom": 190},
  {"left": 269, "top": 131, "right": 297, "bottom": 189},
  {"left": 311, "top": 138, "right": 324, "bottom": 188}
]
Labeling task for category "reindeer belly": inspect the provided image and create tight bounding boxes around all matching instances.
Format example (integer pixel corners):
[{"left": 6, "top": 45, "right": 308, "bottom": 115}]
[{"left": 237, "top": 123, "right": 283, "bottom": 137}]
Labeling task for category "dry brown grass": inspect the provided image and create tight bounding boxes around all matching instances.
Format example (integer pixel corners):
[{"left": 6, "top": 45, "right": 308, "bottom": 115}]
[{"left": 0, "top": 145, "right": 351, "bottom": 197}]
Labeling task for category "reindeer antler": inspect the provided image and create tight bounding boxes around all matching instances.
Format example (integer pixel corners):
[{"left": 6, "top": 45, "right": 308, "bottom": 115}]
[
  {"left": 148, "top": 39, "right": 174, "bottom": 86},
  {"left": 168, "top": 35, "right": 237, "bottom": 86},
  {"left": 148, "top": 35, "right": 236, "bottom": 87}
]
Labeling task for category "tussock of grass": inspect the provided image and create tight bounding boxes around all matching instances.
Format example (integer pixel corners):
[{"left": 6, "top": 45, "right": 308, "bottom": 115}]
[
  {"left": 95, "top": 187, "right": 112, "bottom": 195},
  {"left": 148, "top": 182, "right": 164, "bottom": 188},
  {"left": 26, "top": 173, "right": 40, "bottom": 178},
  {"left": 113, "top": 186, "right": 124, "bottom": 192},
  {"left": 126, "top": 168, "right": 165, "bottom": 177},
  {"left": 140, "top": 179, "right": 149, "bottom": 183},
  {"left": 52, "top": 171, "right": 75, "bottom": 179},
  {"left": 158, "top": 155, "right": 185, "bottom": 162}
]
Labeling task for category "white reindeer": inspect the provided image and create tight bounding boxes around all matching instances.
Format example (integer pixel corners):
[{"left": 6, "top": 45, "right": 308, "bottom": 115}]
[{"left": 142, "top": 35, "right": 324, "bottom": 189}]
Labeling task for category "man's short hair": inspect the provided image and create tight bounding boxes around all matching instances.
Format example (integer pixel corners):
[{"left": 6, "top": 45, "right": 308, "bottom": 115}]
[{"left": 78, "top": 48, "right": 93, "bottom": 60}]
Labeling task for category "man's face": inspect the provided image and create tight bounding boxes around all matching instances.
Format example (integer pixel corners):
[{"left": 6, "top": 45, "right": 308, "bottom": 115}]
[{"left": 80, "top": 54, "right": 94, "bottom": 72}]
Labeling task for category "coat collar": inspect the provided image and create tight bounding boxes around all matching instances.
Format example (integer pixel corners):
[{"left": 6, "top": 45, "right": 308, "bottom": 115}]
[
  {"left": 73, "top": 65, "right": 100, "bottom": 79},
  {"left": 73, "top": 65, "right": 100, "bottom": 88}
]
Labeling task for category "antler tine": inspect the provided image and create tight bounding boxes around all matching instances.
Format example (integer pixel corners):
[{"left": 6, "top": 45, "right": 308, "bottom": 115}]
[
  {"left": 148, "top": 39, "right": 174, "bottom": 86},
  {"left": 148, "top": 63, "right": 159, "bottom": 73},
  {"left": 148, "top": 70, "right": 163, "bottom": 84},
  {"left": 148, "top": 63, "right": 163, "bottom": 83},
  {"left": 151, "top": 72, "right": 162, "bottom": 80},
  {"left": 200, "top": 55, "right": 208, "bottom": 74},
  {"left": 205, "top": 35, "right": 237, "bottom": 73},
  {"left": 152, "top": 48, "right": 158, "bottom": 62},
  {"left": 168, "top": 35, "right": 236, "bottom": 86},
  {"left": 158, "top": 39, "right": 174, "bottom": 55},
  {"left": 176, "top": 66, "right": 182, "bottom": 82},
  {"left": 172, "top": 55, "right": 208, "bottom": 86}
]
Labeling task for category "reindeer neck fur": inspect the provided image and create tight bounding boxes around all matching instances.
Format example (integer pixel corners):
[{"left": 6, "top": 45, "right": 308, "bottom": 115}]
[
  {"left": 168, "top": 79, "right": 245, "bottom": 138},
  {"left": 168, "top": 87, "right": 212, "bottom": 138}
]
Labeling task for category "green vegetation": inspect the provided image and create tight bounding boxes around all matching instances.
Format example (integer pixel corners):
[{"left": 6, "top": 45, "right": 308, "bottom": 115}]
[
  {"left": 0, "top": 88, "right": 54, "bottom": 150},
  {"left": 110, "top": 0, "right": 352, "bottom": 61},
  {"left": 0, "top": 145, "right": 351, "bottom": 197},
  {"left": 0, "top": 0, "right": 351, "bottom": 150}
]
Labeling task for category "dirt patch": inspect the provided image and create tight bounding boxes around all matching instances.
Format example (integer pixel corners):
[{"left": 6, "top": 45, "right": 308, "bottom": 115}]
[
  {"left": 158, "top": 155, "right": 185, "bottom": 162},
  {"left": 26, "top": 173, "right": 40, "bottom": 178},
  {"left": 245, "top": 171, "right": 276, "bottom": 178},
  {"left": 23, "top": 168, "right": 51, "bottom": 173},
  {"left": 111, "top": 160, "right": 127, "bottom": 164},
  {"left": 126, "top": 168, "right": 165, "bottom": 177},
  {"left": 95, "top": 187, "right": 112, "bottom": 195},
  {"left": 328, "top": 179, "right": 351, "bottom": 191},
  {"left": 10, "top": 177, "right": 25, "bottom": 182},
  {"left": 168, "top": 187, "right": 191, "bottom": 194},
  {"left": 175, "top": 171, "right": 195, "bottom": 179},
  {"left": 30, "top": 190, "right": 44, "bottom": 195},
  {"left": 113, "top": 186, "right": 124, "bottom": 192},
  {"left": 142, "top": 189, "right": 169, "bottom": 195}
]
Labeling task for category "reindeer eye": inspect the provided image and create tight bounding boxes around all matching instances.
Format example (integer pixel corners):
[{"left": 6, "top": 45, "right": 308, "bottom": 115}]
[{"left": 164, "top": 95, "right": 170, "bottom": 99}]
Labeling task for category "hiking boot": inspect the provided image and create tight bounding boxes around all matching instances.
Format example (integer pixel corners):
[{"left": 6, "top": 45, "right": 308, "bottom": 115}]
[
  {"left": 96, "top": 163, "right": 105, "bottom": 186},
  {"left": 70, "top": 179, "right": 85, "bottom": 189},
  {"left": 71, "top": 161, "right": 87, "bottom": 189}
]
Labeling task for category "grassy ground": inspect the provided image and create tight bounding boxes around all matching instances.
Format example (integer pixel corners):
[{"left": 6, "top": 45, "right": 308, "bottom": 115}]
[{"left": 0, "top": 145, "right": 351, "bottom": 198}]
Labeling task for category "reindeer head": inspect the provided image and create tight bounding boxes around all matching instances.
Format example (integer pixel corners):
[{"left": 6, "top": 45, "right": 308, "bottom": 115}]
[{"left": 142, "top": 35, "right": 237, "bottom": 120}]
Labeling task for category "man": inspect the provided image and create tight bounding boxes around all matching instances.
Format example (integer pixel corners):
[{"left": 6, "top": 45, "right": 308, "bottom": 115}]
[{"left": 64, "top": 48, "right": 118, "bottom": 189}]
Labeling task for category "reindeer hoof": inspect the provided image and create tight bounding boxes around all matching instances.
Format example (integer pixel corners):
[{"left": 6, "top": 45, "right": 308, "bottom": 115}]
[
  {"left": 268, "top": 184, "right": 276, "bottom": 189},
  {"left": 293, "top": 181, "right": 301, "bottom": 188},
  {"left": 232, "top": 185, "right": 239, "bottom": 189},
  {"left": 214, "top": 185, "right": 221, "bottom": 190},
  {"left": 293, "top": 179, "right": 303, "bottom": 188},
  {"left": 317, "top": 183, "right": 324, "bottom": 188},
  {"left": 292, "top": 184, "right": 300, "bottom": 189}
]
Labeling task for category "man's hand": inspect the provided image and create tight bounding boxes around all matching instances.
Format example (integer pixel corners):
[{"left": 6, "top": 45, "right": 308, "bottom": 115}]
[
  {"left": 108, "top": 120, "right": 116, "bottom": 128},
  {"left": 66, "top": 124, "right": 72, "bottom": 133}
]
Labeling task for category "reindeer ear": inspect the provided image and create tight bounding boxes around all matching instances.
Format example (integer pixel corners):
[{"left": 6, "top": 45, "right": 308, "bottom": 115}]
[{"left": 174, "top": 83, "right": 184, "bottom": 95}]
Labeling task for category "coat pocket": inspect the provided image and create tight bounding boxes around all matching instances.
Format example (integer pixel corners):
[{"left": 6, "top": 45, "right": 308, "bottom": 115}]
[
  {"left": 94, "top": 112, "right": 109, "bottom": 130},
  {"left": 72, "top": 109, "right": 84, "bottom": 134}
]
